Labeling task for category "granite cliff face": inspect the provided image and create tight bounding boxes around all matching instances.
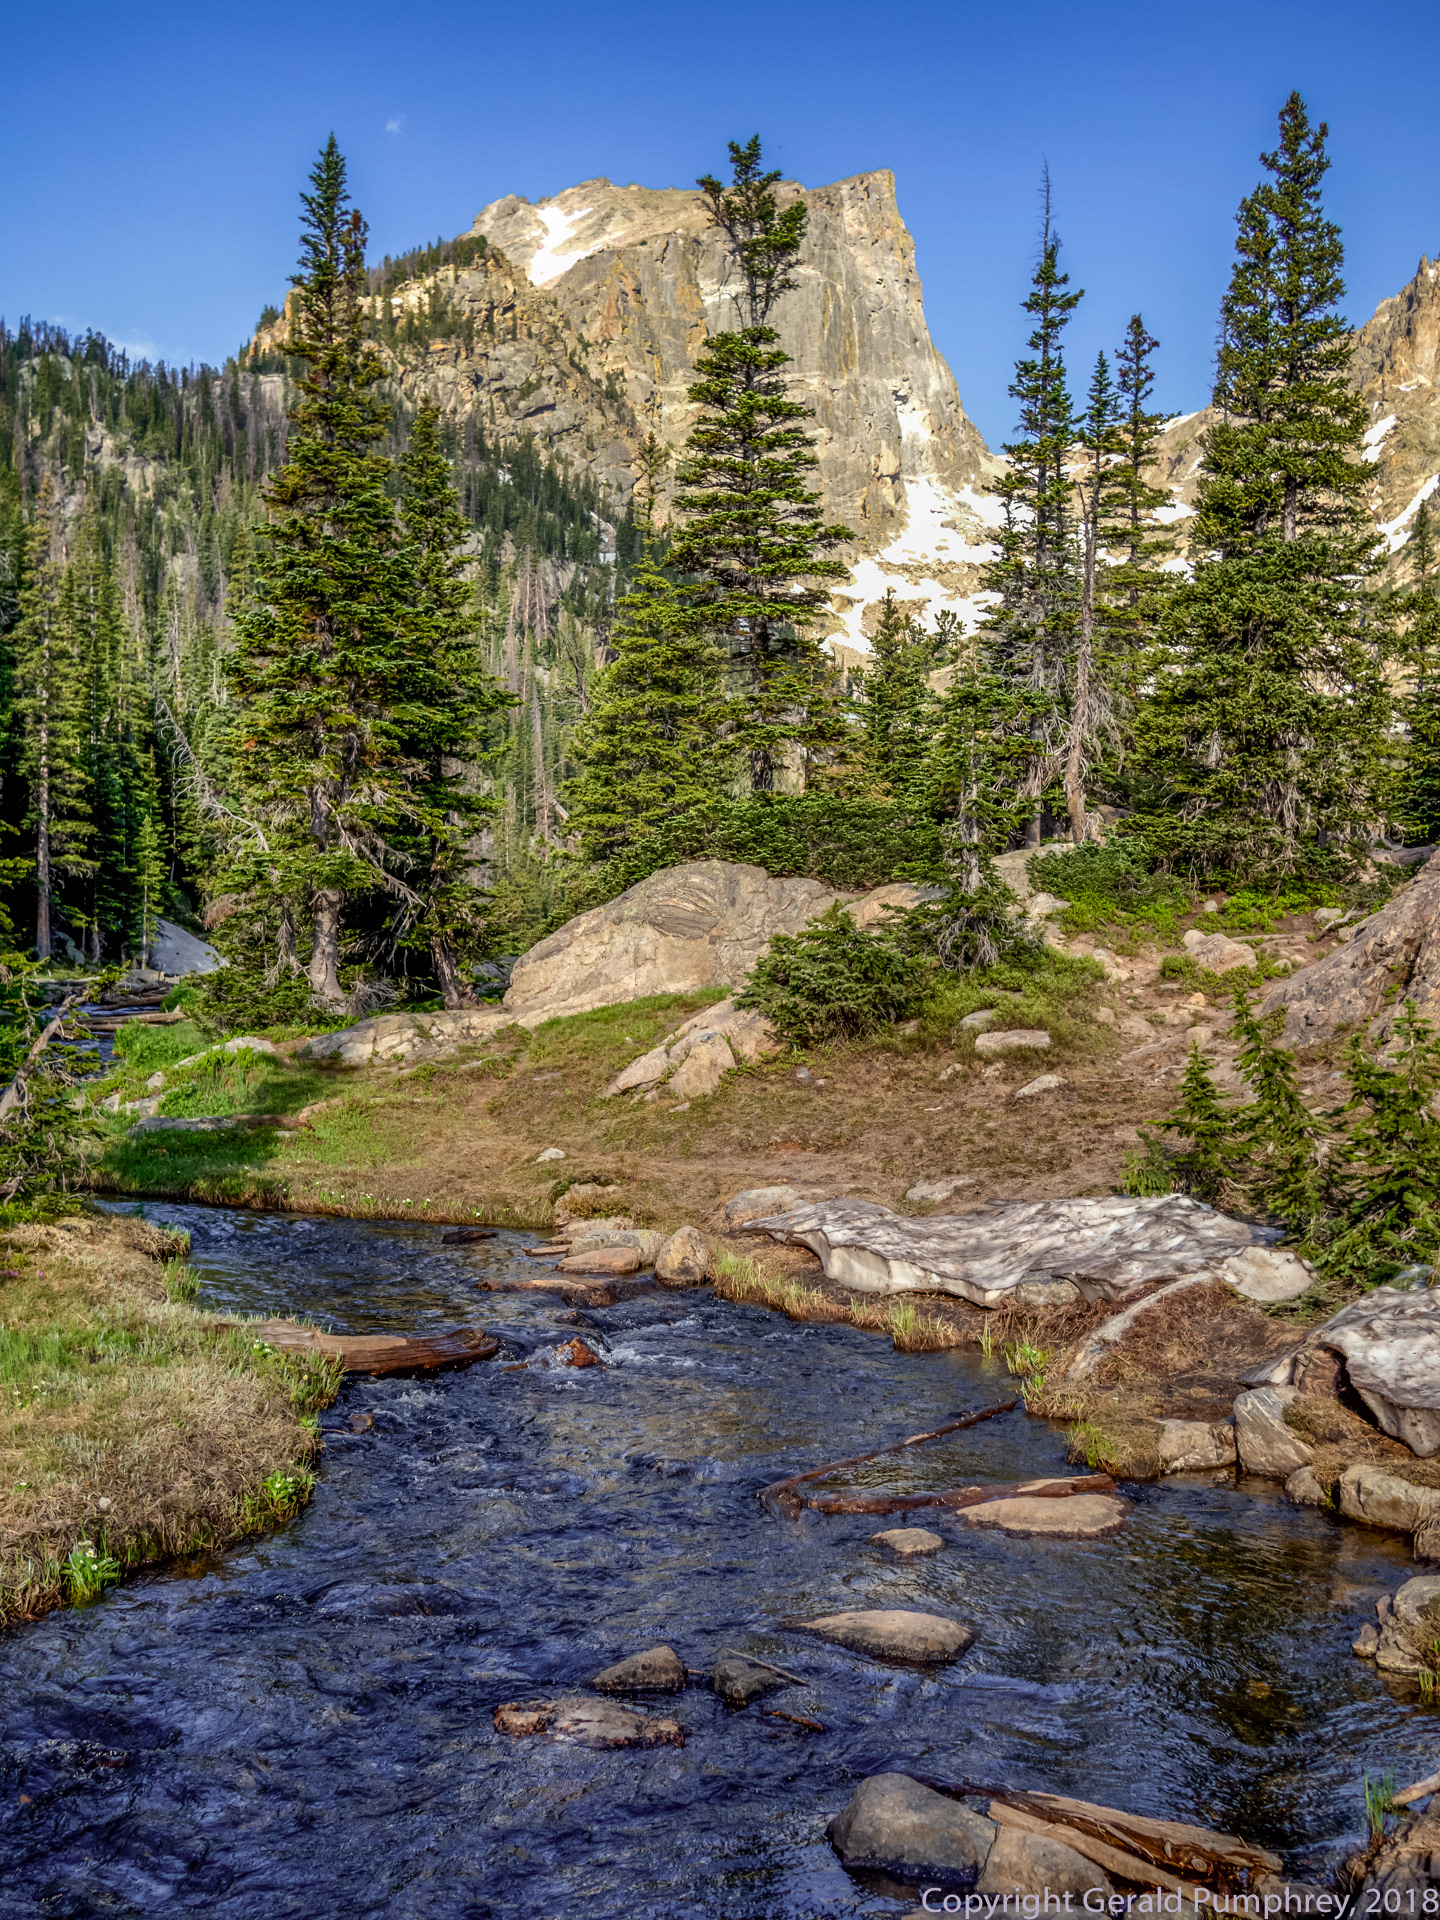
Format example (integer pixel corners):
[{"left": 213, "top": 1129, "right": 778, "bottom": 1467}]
[{"left": 254, "top": 170, "right": 1003, "bottom": 657}]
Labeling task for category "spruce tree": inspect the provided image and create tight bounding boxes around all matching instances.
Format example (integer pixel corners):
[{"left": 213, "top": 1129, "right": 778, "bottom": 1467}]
[
  {"left": 1394, "top": 502, "right": 1440, "bottom": 844},
  {"left": 12, "top": 481, "right": 92, "bottom": 960},
  {"left": 392, "top": 402, "right": 512, "bottom": 1006},
  {"left": 1104, "top": 315, "right": 1175, "bottom": 628},
  {"left": 667, "top": 138, "right": 852, "bottom": 791},
  {"left": 228, "top": 138, "right": 417, "bottom": 1008},
  {"left": 565, "top": 555, "right": 730, "bottom": 861},
  {"left": 855, "top": 591, "right": 938, "bottom": 803},
  {"left": 1163, "top": 1042, "right": 1235, "bottom": 1201},
  {"left": 1231, "top": 982, "right": 1328, "bottom": 1228},
  {"left": 1133, "top": 95, "right": 1390, "bottom": 877},
  {"left": 1324, "top": 1007, "right": 1440, "bottom": 1281},
  {"left": 979, "top": 175, "right": 1082, "bottom": 845},
  {"left": 1066, "top": 353, "right": 1121, "bottom": 842}
]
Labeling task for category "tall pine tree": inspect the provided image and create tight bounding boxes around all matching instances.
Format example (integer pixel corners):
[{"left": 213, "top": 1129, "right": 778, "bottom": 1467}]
[
  {"left": 1394, "top": 501, "right": 1440, "bottom": 843},
  {"left": 978, "top": 174, "right": 1083, "bottom": 845},
  {"left": 667, "top": 137, "right": 852, "bottom": 792},
  {"left": 12, "top": 481, "right": 92, "bottom": 960},
  {"left": 391, "top": 402, "right": 512, "bottom": 1005},
  {"left": 228, "top": 137, "right": 420, "bottom": 1008},
  {"left": 1133, "top": 94, "right": 1390, "bottom": 877}
]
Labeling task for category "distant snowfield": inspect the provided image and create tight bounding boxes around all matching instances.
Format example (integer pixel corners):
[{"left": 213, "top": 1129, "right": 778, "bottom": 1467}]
[{"left": 527, "top": 204, "right": 596, "bottom": 286}]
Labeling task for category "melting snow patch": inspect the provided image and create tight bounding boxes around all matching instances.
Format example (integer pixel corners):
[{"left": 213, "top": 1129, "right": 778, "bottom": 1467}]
[
  {"left": 1382, "top": 474, "right": 1440, "bottom": 552},
  {"left": 1363, "top": 413, "right": 1399, "bottom": 462},
  {"left": 527, "top": 204, "right": 595, "bottom": 286},
  {"left": 1154, "top": 500, "right": 1194, "bottom": 524},
  {"left": 882, "top": 474, "right": 997, "bottom": 567}
]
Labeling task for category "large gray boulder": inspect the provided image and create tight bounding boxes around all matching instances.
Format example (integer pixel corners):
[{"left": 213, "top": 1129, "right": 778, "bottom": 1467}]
[
  {"left": 1300, "top": 1288, "right": 1440, "bottom": 1457},
  {"left": 827, "top": 1773, "right": 997, "bottom": 1888},
  {"left": 742, "top": 1193, "right": 1264, "bottom": 1309},
  {"left": 297, "top": 1008, "right": 513, "bottom": 1066},
  {"left": 1261, "top": 854, "right": 1440, "bottom": 1045},
  {"left": 1375, "top": 1575, "right": 1440, "bottom": 1677},
  {"left": 148, "top": 919, "right": 223, "bottom": 976},
  {"left": 502, "top": 860, "right": 928, "bottom": 1024}
]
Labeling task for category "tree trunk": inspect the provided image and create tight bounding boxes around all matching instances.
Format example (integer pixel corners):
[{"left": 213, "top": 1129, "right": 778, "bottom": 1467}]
[
  {"left": 432, "top": 939, "right": 479, "bottom": 1010},
  {"left": 306, "top": 889, "right": 345, "bottom": 1008}
]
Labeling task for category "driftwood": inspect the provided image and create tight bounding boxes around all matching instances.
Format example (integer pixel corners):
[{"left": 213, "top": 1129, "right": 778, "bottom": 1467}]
[
  {"left": 1395, "top": 1766, "right": 1440, "bottom": 1807},
  {"left": 804, "top": 1472, "right": 1117, "bottom": 1516},
  {"left": 953, "top": 1786, "right": 1280, "bottom": 1884},
  {"left": 228, "top": 1317, "right": 499, "bottom": 1377},
  {"left": 441, "top": 1227, "right": 497, "bottom": 1245},
  {"left": 86, "top": 1010, "right": 185, "bottom": 1030},
  {"left": 767, "top": 1711, "right": 824, "bottom": 1731},
  {"left": 758, "top": 1399, "right": 1020, "bottom": 1517},
  {"left": 0, "top": 987, "right": 89, "bottom": 1129},
  {"left": 713, "top": 1652, "right": 808, "bottom": 1685}
]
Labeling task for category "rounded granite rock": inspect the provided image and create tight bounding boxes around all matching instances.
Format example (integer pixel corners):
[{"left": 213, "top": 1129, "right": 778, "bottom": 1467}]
[
  {"left": 962, "top": 1494, "right": 1130, "bottom": 1539},
  {"left": 794, "top": 1609, "right": 974, "bottom": 1663}
]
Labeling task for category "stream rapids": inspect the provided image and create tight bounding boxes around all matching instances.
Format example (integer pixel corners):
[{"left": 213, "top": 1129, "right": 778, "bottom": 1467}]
[{"left": 0, "top": 1202, "right": 1431, "bottom": 1919}]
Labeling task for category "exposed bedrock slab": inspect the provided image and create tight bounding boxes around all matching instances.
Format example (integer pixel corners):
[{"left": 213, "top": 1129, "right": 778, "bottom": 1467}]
[
  {"left": 1302, "top": 1289, "right": 1440, "bottom": 1458},
  {"left": 298, "top": 1008, "right": 513, "bottom": 1066},
  {"left": 1337, "top": 1466, "right": 1440, "bottom": 1536},
  {"left": 1261, "top": 852, "right": 1440, "bottom": 1047},
  {"left": 828, "top": 1773, "right": 998, "bottom": 1888},
  {"left": 741, "top": 1194, "right": 1261, "bottom": 1308},
  {"left": 502, "top": 860, "right": 931, "bottom": 1023},
  {"left": 793, "top": 1608, "right": 974, "bottom": 1664}
]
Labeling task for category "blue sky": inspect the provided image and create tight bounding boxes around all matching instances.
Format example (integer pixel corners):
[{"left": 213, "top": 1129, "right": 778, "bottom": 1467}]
[{"left": 6, "top": 0, "right": 1437, "bottom": 448}]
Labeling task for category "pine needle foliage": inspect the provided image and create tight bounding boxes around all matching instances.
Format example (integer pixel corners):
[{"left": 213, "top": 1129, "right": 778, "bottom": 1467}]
[
  {"left": 1394, "top": 502, "right": 1440, "bottom": 845},
  {"left": 668, "top": 138, "right": 852, "bottom": 792},
  {"left": 228, "top": 136, "right": 420, "bottom": 1009},
  {"left": 1133, "top": 94, "right": 1391, "bottom": 878},
  {"left": 565, "top": 554, "right": 731, "bottom": 861},
  {"left": 738, "top": 902, "right": 931, "bottom": 1046},
  {"left": 1230, "top": 982, "right": 1329, "bottom": 1229},
  {"left": 1163, "top": 1042, "right": 1237, "bottom": 1201},
  {"left": 1321, "top": 1007, "right": 1440, "bottom": 1285}
]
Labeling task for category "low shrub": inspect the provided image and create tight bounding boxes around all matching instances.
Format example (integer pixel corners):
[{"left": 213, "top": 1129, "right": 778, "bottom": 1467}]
[{"left": 737, "top": 904, "right": 932, "bottom": 1046}]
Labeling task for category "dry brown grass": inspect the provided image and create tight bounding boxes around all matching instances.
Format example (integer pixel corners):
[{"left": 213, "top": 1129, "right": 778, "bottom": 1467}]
[{"left": 0, "top": 1212, "right": 338, "bottom": 1625}]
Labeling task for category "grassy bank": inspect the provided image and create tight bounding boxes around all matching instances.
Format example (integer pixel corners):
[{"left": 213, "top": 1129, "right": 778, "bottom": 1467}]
[{"left": 1, "top": 1209, "right": 342, "bottom": 1625}]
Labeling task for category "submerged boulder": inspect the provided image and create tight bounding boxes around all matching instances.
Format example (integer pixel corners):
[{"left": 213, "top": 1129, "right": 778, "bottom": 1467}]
[
  {"left": 591, "top": 1645, "right": 686, "bottom": 1693},
  {"left": 793, "top": 1608, "right": 974, "bottom": 1664},
  {"left": 709, "top": 1658, "right": 790, "bottom": 1709},
  {"left": 828, "top": 1773, "right": 997, "bottom": 1888},
  {"left": 493, "top": 1695, "right": 685, "bottom": 1748},
  {"left": 961, "top": 1494, "right": 1129, "bottom": 1539}
]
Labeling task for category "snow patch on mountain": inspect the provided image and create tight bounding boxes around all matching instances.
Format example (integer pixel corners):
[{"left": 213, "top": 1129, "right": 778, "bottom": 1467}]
[{"left": 528, "top": 204, "right": 596, "bottom": 286}]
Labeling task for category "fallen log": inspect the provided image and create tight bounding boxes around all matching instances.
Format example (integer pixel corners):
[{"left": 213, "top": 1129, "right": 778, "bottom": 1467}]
[
  {"left": 804, "top": 1472, "right": 1117, "bottom": 1516},
  {"left": 989, "top": 1802, "right": 1191, "bottom": 1896},
  {"left": 947, "top": 1784, "right": 1281, "bottom": 1882},
  {"left": 0, "top": 987, "right": 89, "bottom": 1132},
  {"left": 441, "top": 1227, "right": 497, "bottom": 1245},
  {"left": 1394, "top": 1765, "right": 1440, "bottom": 1807},
  {"left": 758, "top": 1399, "right": 1020, "bottom": 1517},
  {"left": 226, "top": 1317, "right": 499, "bottom": 1377}
]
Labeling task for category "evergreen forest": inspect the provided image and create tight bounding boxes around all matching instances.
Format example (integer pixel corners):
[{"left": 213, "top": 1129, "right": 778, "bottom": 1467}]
[{"left": 0, "top": 99, "right": 1432, "bottom": 1025}]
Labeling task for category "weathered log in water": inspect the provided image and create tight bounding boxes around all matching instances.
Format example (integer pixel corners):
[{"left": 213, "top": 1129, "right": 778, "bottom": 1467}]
[
  {"left": 933, "top": 1784, "right": 1282, "bottom": 1884},
  {"left": 441, "top": 1228, "right": 497, "bottom": 1245},
  {"left": 805, "top": 1472, "right": 1117, "bottom": 1515},
  {"left": 228, "top": 1317, "right": 499, "bottom": 1377},
  {"left": 758, "top": 1398, "right": 1020, "bottom": 1517}
]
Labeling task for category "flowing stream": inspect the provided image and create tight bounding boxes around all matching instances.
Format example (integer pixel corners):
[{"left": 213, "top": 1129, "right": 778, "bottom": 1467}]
[{"left": 0, "top": 1202, "right": 1431, "bottom": 1919}]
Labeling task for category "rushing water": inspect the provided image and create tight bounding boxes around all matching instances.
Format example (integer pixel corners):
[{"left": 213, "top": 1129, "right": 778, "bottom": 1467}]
[{"left": 0, "top": 1203, "right": 1431, "bottom": 1920}]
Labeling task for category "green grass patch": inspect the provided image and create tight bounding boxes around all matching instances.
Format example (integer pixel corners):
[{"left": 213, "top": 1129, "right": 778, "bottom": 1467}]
[
  {"left": 1029, "top": 843, "right": 1192, "bottom": 944},
  {"left": 109, "top": 1018, "right": 209, "bottom": 1078}
]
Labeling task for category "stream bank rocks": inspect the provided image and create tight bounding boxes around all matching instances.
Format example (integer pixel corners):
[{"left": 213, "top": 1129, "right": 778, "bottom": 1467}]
[
  {"left": 741, "top": 1194, "right": 1275, "bottom": 1309},
  {"left": 1158, "top": 1418, "right": 1237, "bottom": 1472},
  {"left": 493, "top": 1696, "right": 685, "bottom": 1749},
  {"left": 655, "top": 1226, "right": 711, "bottom": 1286},
  {"left": 792, "top": 1609, "right": 974, "bottom": 1663},
  {"left": 1254, "top": 1287, "right": 1440, "bottom": 1459},
  {"left": 1233, "top": 1388, "right": 1315, "bottom": 1477},
  {"left": 1371, "top": 1575, "right": 1440, "bottom": 1677}
]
